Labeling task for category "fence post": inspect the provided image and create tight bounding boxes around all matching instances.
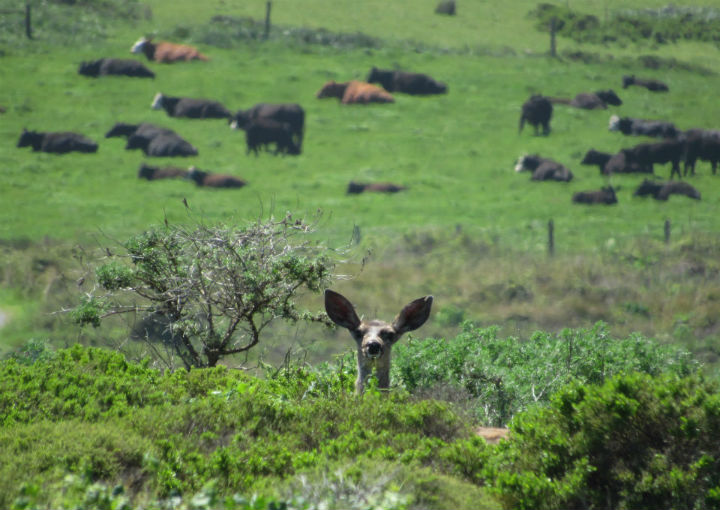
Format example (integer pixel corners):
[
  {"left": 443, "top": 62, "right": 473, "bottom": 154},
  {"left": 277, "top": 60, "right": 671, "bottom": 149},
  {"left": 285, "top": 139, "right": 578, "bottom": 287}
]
[
  {"left": 664, "top": 219, "right": 671, "bottom": 244},
  {"left": 548, "top": 219, "right": 555, "bottom": 256},
  {"left": 264, "top": 1, "right": 272, "bottom": 40},
  {"left": 25, "top": 3, "right": 32, "bottom": 40},
  {"left": 549, "top": 17, "right": 557, "bottom": 57}
]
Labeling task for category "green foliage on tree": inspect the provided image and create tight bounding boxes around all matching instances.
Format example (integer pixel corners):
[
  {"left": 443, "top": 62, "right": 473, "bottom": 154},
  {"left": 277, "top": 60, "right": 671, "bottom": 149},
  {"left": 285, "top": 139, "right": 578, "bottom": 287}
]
[{"left": 71, "top": 215, "right": 335, "bottom": 368}]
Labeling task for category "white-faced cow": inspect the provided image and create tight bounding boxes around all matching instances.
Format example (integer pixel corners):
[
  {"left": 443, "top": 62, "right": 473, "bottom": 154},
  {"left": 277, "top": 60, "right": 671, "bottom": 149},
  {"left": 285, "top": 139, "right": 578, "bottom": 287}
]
[
  {"left": 78, "top": 58, "right": 155, "bottom": 78},
  {"left": 17, "top": 129, "right": 98, "bottom": 154},
  {"left": 131, "top": 37, "right": 209, "bottom": 63},
  {"left": 515, "top": 154, "right": 573, "bottom": 181},
  {"left": 608, "top": 115, "right": 679, "bottom": 139},
  {"left": 151, "top": 93, "right": 232, "bottom": 119},
  {"left": 519, "top": 94, "right": 553, "bottom": 136},
  {"left": 324, "top": 289, "right": 433, "bottom": 394},
  {"left": 367, "top": 67, "right": 448, "bottom": 95}
]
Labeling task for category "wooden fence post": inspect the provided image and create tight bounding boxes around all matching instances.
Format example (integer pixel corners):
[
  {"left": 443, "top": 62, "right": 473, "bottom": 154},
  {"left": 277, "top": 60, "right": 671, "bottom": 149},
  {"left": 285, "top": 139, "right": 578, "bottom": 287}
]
[
  {"left": 25, "top": 3, "right": 32, "bottom": 40},
  {"left": 264, "top": 1, "right": 272, "bottom": 40},
  {"left": 548, "top": 219, "right": 555, "bottom": 256},
  {"left": 549, "top": 17, "right": 557, "bottom": 57},
  {"left": 664, "top": 219, "right": 671, "bottom": 244}
]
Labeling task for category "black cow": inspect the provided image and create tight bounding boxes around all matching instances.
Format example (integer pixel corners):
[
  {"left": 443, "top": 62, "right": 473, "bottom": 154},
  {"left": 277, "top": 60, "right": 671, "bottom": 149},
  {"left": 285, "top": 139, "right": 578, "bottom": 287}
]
[
  {"left": 245, "top": 118, "right": 300, "bottom": 156},
  {"left": 230, "top": 103, "right": 305, "bottom": 149},
  {"left": 78, "top": 58, "right": 155, "bottom": 78},
  {"left": 126, "top": 133, "right": 198, "bottom": 157},
  {"left": 346, "top": 181, "right": 407, "bottom": 194},
  {"left": 17, "top": 128, "right": 98, "bottom": 154},
  {"left": 137, "top": 163, "right": 189, "bottom": 180},
  {"left": 151, "top": 93, "right": 231, "bottom": 119},
  {"left": 683, "top": 129, "right": 720, "bottom": 176},
  {"left": 621, "top": 139, "right": 685, "bottom": 179},
  {"left": 515, "top": 154, "right": 573, "bottom": 181},
  {"left": 633, "top": 179, "right": 700, "bottom": 201},
  {"left": 551, "top": 90, "right": 622, "bottom": 110},
  {"left": 622, "top": 75, "right": 669, "bottom": 92},
  {"left": 366, "top": 67, "right": 448, "bottom": 95},
  {"left": 580, "top": 149, "right": 649, "bottom": 175},
  {"left": 186, "top": 167, "right": 247, "bottom": 188},
  {"left": 105, "top": 122, "right": 175, "bottom": 140},
  {"left": 572, "top": 186, "right": 618, "bottom": 205},
  {"left": 519, "top": 95, "right": 553, "bottom": 136},
  {"left": 608, "top": 115, "right": 679, "bottom": 139},
  {"left": 435, "top": 0, "right": 456, "bottom": 15}
]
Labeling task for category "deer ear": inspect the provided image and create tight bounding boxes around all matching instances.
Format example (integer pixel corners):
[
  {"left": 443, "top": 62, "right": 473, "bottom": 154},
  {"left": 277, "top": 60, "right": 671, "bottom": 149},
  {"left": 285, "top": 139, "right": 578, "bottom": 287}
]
[
  {"left": 393, "top": 296, "right": 433, "bottom": 334},
  {"left": 325, "top": 289, "right": 361, "bottom": 330}
]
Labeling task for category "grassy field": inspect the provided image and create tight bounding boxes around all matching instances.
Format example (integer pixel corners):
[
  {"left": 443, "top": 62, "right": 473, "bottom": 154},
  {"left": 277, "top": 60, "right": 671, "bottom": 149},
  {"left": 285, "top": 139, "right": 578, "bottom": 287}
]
[{"left": 2, "top": 0, "right": 720, "bottom": 366}]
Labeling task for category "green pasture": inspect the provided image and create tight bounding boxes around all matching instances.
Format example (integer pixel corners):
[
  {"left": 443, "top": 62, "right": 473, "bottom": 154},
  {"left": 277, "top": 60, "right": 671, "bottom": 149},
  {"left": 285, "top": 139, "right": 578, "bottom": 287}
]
[{"left": 2, "top": 0, "right": 720, "bottom": 363}]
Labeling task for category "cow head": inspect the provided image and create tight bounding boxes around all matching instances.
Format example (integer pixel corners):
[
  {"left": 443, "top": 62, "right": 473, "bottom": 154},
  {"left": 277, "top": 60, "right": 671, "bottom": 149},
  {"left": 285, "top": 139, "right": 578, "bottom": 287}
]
[
  {"left": 151, "top": 93, "right": 165, "bottom": 110},
  {"left": 608, "top": 114, "right": 621, "bottom": 132},
  {"left": 596, "top": 89, "right": 622, "bottom": 106},
  {"left": 77, "top": 60, "right": 102, "bottom": 77},
  {"left": 316, "top": 81, "right": 348, "bottom": 99},
  {"left": 131, "top": 37, "right": 150, "bottom": 54}
]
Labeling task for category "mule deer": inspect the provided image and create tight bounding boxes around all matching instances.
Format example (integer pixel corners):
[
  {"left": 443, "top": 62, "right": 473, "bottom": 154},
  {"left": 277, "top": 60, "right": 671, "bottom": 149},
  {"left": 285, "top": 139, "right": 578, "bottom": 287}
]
[{"left": 324, "top": 289, "right": 433, "bottom": 394}]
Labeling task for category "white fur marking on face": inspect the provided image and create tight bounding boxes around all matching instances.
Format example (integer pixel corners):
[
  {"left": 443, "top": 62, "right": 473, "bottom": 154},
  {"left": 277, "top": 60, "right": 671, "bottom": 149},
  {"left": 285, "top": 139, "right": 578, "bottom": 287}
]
[
  {"left": 230, "top": 120, "right": 239, "bottom": 130},
  {"left": 151, "top": 93, "right": 164, "bottom": 110},
  {"left": 514, "top": 156, "right": 526, "bottom": 172},
  {"left": 608, "top": 114, "right": 620, "bottom": 131},
  {"left": 131, "top": 37, "right": 147, "bottom": 54}
]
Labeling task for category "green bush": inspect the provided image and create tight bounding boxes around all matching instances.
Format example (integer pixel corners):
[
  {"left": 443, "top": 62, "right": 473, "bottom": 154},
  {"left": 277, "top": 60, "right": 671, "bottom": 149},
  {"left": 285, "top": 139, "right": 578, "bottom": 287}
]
[
  {"left": 488, "top": 372, "right": 720, "bottom": 510},
  {"left": 392, "top": 322, "right": 697, "bottom": 426}
]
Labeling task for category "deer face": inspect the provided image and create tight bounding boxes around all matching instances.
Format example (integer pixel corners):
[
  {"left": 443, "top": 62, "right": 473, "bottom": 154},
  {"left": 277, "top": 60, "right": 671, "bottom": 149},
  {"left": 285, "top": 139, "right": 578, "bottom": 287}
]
[{"left": 325, "top": 289, "right": 433, "bottom": 393}]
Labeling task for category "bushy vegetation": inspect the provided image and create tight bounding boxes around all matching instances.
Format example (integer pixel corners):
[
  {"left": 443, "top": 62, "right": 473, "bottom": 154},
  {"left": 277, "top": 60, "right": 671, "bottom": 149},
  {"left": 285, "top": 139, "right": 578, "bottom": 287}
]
[{"left": 530, "top": 3, "right": 720, "bottom": 47}]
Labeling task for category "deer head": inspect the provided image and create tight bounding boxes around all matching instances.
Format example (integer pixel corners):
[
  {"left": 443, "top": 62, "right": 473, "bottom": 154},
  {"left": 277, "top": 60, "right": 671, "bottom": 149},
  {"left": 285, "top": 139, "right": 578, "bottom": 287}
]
[{"left": 325, "top": 289, "right": 433, "bottom": 394}]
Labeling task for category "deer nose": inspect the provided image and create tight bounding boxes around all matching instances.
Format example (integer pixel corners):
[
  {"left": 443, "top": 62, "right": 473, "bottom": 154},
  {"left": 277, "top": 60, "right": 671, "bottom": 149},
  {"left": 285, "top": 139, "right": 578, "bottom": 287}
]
[{"left": 366, "top": 342, "right": 382, "bottom": 357}]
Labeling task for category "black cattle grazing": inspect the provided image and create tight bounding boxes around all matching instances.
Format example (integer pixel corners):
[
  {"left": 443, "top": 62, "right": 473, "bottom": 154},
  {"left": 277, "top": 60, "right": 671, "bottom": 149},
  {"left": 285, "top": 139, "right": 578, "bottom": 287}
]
[
  {"left": 551, "top": 90, "right": 622, "bottom": 110},
  {"left": 137, "top": 163, "right": 189, "bottom": 180},
  {"left": 622, "top": 75, "right": 669, "bottom": 92},
  {"left": 151, "top": 93, "right": 231, "bottom": 119},
  {"left": 580, "top": 149, "right": 649, "bottom": 175},
  {"left": 608, "top": 115, "right": 679, "bottom": 139},
  {"left": 621, "top": 139, "right": 685, "bottom": 179},
  {"left": 683, "top": 129, "right": 720, "bottom": 176},
  {"left": 519, "top": 95, "right": 553, "bottom": 136},
  {"left": 230, "top": 103, "right": 305, "bottom": 149},
  {"left": 572, "top": 186, "right": 618, "bottom": 205},
  {"left": 346, "top": 181, "right": 407, "bottom": 194},
  {"left": 186, "top": 167, "right": 247, "bottom": 188},
  {"left": 78, "top": 58, "right": 155, "bottom": 79},
  {"left": 17, "top": 128, "right": 98, "bottom": 154},
  {"left": 514, "top": 154, "right": 573, "bottom": 182},
  {"left": 126, "top": 132, "right": 198, "bottom": 157},
  {"left": 245, "top": 118, "right": 300, "bottom": 156},
  {"left": 366, "top": 67, "right": 448, "bottom": 95},
  {"left": 105, "top": 122, "right": 175, "bottom": 140},
  {"left": 633, "top": 179, "right": 700, "bottom": 201}
]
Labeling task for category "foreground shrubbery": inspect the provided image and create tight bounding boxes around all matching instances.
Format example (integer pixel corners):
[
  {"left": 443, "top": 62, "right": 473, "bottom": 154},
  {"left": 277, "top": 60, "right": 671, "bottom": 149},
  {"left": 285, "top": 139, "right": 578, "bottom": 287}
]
[{"left": 0, "top": 333, "right": 716, "bottom": 509}]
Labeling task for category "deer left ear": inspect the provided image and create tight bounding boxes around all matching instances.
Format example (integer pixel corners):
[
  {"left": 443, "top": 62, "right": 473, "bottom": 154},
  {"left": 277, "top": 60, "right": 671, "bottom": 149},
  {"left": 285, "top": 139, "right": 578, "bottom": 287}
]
[{"left": 393, "top": 296, "right": 433, "bottom": 334}]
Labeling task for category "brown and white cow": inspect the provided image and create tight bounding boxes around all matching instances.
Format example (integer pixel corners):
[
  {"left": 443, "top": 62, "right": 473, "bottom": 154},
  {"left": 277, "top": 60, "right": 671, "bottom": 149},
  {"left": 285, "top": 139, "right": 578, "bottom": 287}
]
[
  {"left": 316, "top": 81, "right": 394, "bottom": 104},
  {"left": 131, "top": 37, "right": 209, "bottom": 63}
]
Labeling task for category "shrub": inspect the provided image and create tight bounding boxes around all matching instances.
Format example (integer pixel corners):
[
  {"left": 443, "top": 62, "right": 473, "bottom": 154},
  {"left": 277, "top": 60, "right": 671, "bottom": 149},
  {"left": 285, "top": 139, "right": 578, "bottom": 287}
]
[
  {"left": 392, "top": 322, "right": 698, "bottom": 426},
  {"left": 488, "top": 372, "right": 720, "bottom": 509}
]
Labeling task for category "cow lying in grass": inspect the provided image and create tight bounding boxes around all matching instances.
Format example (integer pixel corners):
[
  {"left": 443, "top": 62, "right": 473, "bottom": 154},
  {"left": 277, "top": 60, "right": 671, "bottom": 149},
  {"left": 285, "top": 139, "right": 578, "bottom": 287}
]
[
  {"left": 515, "top": 154, "right": 573, "bottom": 181},
  {"left": 346, "top": 182, "right": 407, "bottom": 194},
  {"left": 608, "top": 115, "right": 679, "bottom": 139},
  {"left": 126, "top": 133, "right": 198, "bottom": 157},
  {"left": 78, "top": 58, "right": 155, "bottom": 78},
  {"left": 137, "top": 163, "right": 189, "bottom": 180},
  {"left": 633, "top": 179, "right": 700, "bottom": 201},
  {"left": 186, "top": 167, "right": 247, "bottom": 188},
  {"left": 581, "top": 149, "right": 649, "bottom": 175},
  {"left": 622, "top": 74, "right": 669, "bottom": 92},
  {"left": 367, "top": 67, "right": 447, "bottom": 95},
  {"left": 550, "top": 90, "right": 622, "bottom": 110},
  {"left": 131, "top": 37, "right": 209, "bottom": 63},
  {"left": 572, "top": 186, "right": 618, "bottom": 205},
  {"left": 151, "top": 93, "right": 231, "bottom": 119},
  {"left": 316, "top": 81, "right": 394, "bottom": 104},
  {"left": 17, "top": 128, "right": 98, "bottom": 154}
]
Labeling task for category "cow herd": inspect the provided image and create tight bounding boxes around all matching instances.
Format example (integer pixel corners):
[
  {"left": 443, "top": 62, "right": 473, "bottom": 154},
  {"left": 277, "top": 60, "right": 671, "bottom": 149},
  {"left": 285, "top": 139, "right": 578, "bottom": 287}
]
[
  {"left": 516, "top": 72, "right": 713, "bottom": 205},
  {"left": 16, "top": 36, "right": 449, "bottom": 194}
]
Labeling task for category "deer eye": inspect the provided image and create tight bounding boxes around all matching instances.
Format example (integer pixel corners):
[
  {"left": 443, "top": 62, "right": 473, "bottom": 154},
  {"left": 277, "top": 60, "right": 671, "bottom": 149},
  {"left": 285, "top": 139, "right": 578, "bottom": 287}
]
[{"left": 379, "top": 330, "right": 393, "bottom": 342}]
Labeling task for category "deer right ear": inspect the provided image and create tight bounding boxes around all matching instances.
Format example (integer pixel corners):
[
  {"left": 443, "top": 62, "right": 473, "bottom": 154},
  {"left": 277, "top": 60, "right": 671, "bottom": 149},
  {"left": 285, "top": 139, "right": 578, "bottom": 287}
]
[{"left": 325, "top": 289, "right": 361, "bottom": 330}]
